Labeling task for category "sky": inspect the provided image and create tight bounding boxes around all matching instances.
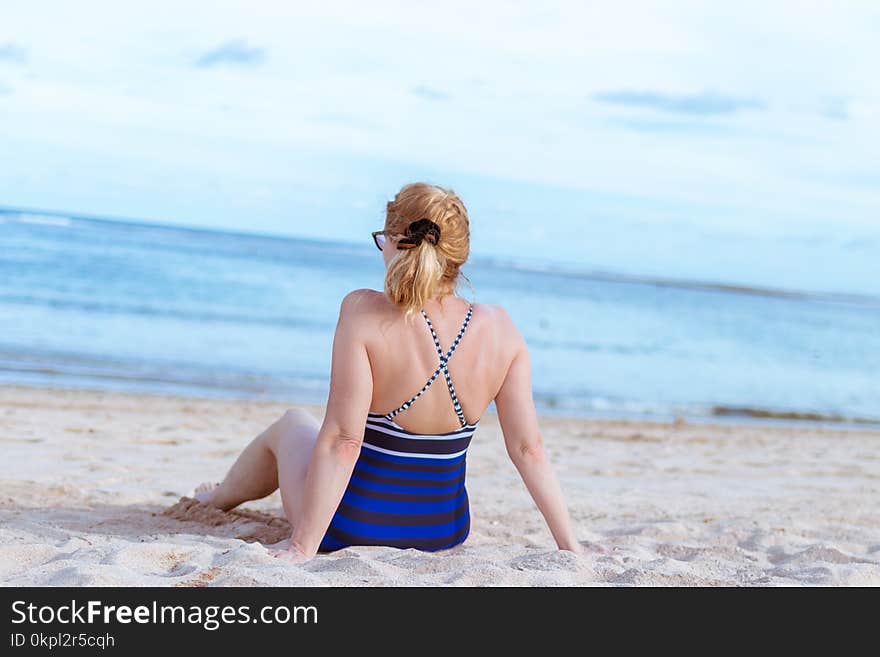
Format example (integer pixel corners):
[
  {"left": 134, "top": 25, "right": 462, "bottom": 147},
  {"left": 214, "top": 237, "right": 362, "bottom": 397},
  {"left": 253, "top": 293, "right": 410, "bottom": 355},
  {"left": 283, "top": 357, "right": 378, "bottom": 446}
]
[{"left": 1, "top": 1, "right": 878, "bottom": 295}]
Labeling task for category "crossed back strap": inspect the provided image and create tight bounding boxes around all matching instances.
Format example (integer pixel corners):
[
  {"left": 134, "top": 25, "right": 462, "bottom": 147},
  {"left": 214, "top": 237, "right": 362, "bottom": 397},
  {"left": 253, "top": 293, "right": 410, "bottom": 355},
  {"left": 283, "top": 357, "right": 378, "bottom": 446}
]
[{"left": 385, "top": 303, "right": 474, "bottom": 428}]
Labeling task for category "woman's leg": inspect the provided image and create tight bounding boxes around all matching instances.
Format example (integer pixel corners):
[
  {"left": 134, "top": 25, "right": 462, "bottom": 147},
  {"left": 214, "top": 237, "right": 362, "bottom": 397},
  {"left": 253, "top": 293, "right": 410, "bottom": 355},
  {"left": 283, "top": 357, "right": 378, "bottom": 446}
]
[{"left": 197, "top": 408, "right": 321, "bottom": 524}]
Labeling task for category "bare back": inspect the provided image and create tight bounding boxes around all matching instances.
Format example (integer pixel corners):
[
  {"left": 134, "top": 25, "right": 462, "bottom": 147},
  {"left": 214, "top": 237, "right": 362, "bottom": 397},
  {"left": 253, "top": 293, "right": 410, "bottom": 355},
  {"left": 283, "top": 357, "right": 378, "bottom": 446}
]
[{"left": 353, "top": 289, "right": 519, "bottom": 435}]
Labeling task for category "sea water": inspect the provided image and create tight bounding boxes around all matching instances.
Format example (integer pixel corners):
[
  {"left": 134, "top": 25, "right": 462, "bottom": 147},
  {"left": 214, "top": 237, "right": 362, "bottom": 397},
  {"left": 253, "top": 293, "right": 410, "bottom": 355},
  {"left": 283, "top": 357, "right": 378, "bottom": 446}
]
[{"left": 1, "top": 208, "right": 878, "bottom": 423}]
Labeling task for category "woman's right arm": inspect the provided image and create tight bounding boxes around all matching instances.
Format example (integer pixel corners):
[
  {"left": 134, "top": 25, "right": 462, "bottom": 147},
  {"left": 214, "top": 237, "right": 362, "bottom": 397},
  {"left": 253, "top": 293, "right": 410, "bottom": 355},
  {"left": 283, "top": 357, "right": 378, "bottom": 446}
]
[{"left": 493, "top": 311, "right": 582, "bottom": 553}]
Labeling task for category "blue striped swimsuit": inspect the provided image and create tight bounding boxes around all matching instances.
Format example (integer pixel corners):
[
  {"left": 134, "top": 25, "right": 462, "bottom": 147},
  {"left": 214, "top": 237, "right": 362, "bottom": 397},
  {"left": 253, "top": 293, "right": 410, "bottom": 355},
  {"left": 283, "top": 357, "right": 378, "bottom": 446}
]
[{"left": 319, "top": 303, "right": 477, "bottom": 552}]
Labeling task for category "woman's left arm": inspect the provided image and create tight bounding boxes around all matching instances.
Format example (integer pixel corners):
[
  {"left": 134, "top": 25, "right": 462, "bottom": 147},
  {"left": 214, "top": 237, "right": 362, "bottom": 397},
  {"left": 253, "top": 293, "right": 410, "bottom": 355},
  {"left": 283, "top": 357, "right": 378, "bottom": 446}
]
[{"left": 275, "top": 290, "right": 374, "bottom": 561}]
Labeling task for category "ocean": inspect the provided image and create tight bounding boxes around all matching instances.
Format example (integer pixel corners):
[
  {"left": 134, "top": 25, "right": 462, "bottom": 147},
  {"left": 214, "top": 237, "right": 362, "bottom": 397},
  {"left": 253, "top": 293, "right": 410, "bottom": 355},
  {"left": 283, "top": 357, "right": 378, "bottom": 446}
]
[{"left": 1, "top": 207, "right": 878, "bottom": 424}]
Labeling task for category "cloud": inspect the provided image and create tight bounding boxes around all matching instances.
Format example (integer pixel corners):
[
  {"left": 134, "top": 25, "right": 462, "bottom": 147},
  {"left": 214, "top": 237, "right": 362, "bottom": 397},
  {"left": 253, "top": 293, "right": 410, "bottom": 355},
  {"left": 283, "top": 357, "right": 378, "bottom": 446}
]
[
  {"left": 0, "top": 82, "right": 10, "bottom": 95},
  {"left": 593, "top": 90, "right": 766, "bottom": 116},
  {"left": 195, "top": 40, "right": 266, "bottom": 68},
  {"left": 412, "top": 85, "right": 450, "bottom": 101},
  {"left": 0, "top": 42, "right": 27, "bottom": 64},
  {"left": 821, "top": 97, "right": 848, "bottom": 121},
  {"left": 609, "top": 118, "right": 735, "bottom": 136},
  {"left": 311, "top": 111, "right": 381, "bottom": 132}
]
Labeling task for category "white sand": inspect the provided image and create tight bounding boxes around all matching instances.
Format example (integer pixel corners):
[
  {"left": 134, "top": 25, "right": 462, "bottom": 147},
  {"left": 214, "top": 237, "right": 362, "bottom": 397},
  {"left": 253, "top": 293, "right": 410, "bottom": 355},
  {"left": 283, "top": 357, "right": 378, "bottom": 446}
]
[{"left": 1, "top": 385, "right": 878, "bottom": 586}]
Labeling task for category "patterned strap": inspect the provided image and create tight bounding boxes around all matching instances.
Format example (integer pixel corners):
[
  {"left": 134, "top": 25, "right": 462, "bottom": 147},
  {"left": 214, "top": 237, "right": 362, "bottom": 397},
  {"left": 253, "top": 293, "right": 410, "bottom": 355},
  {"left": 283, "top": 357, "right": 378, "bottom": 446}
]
[{"left": 385, "top": 303, "right": 473, "bottom": 427}]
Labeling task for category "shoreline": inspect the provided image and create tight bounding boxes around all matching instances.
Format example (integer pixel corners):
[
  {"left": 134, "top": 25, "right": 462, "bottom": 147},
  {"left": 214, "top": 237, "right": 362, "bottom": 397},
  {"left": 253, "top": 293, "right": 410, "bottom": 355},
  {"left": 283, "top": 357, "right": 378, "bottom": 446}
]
[
  {"left": 4, "top": 381, "right": 878, "bottom": 434},
  {"left": 2, "top": 384, "right": 879, "bottom": 586}
]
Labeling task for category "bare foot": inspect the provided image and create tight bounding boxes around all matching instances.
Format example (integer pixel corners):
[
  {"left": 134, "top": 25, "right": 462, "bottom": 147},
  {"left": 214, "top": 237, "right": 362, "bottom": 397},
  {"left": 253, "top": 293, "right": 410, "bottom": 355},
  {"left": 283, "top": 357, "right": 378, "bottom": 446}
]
[
  {"left": 193, "top": 482, "right": 220, "bottom": 505},
  {"left": 266, "top": 537, "right": 291, "bottom": 551},
  {"left": 268, "top": 544, "right": 313, "bottom": 564}
]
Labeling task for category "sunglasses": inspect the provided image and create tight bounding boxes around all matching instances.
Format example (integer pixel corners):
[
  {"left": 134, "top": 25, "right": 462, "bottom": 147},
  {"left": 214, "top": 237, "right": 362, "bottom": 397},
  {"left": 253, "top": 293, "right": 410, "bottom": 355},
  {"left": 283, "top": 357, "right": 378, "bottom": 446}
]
[{"left": 371, "top": 229, "right": 395, "bottom": 251}]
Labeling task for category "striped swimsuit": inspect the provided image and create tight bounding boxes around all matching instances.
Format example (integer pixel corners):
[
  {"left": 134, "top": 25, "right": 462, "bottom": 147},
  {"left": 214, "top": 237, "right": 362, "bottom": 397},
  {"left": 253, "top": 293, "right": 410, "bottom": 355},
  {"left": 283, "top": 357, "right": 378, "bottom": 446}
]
[{"left": 319, "top": 303, "right": 477, "bottom": 552}]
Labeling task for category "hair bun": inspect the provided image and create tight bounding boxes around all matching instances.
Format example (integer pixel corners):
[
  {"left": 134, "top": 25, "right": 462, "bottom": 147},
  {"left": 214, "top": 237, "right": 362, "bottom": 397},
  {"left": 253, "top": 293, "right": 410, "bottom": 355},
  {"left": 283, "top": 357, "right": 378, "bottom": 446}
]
[{"left": 397, "top": 218, "right": 441, "bottom": 249}]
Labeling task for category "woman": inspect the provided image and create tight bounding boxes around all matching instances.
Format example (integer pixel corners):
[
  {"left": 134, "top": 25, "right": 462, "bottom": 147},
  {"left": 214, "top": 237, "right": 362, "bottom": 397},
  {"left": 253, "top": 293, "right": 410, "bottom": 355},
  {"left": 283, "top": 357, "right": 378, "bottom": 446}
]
[{"left": 194, "top": 182, "right": 582, "bottom": 562}]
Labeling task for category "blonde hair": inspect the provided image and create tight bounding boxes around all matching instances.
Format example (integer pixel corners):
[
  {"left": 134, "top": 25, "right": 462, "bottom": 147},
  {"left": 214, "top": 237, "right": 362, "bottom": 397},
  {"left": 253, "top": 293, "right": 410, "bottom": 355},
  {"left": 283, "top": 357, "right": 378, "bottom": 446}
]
[{"left": 383, "top": 182, "right": 471, "bottom": 322}]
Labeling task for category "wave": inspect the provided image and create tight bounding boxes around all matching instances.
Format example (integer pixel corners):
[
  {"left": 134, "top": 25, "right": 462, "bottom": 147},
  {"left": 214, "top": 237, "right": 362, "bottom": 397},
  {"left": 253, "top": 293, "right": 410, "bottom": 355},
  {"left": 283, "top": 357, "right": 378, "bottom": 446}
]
[
  {"left": 0, "top": 292, "right": 333, "bottom": 331},
  {"left": 3, "top": 348, "right": 876, "bottom": 427},
  {"left": 0, "top": 349, "right": 329, "bottom": 402},
  {"left": 709, "top": 405, "right": 880, "bottom": 426},
  {"left": 9, "top": 213, "right": 72, "bottom": 227},
  {"left": 473, "top": 256, "right": 880, "bottom": 308},
  {"left": 532, "top": 389, "right": 880, "bottom": 427}
]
